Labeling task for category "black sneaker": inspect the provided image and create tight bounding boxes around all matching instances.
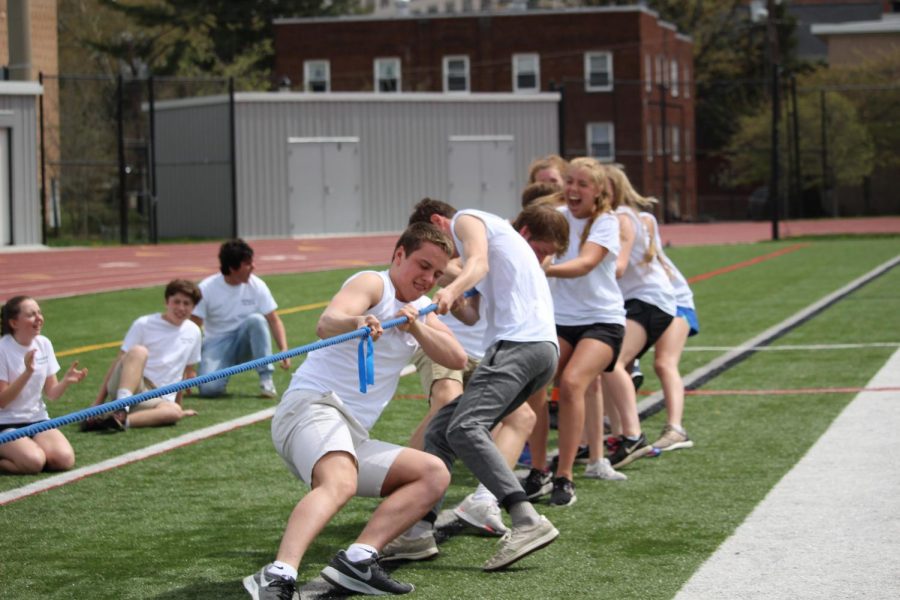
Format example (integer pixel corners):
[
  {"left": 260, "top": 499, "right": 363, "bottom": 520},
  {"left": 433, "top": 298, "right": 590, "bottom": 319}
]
[
  {"left": 243, "top": 565, "right": 296, "bottom": 600},
  {"left": 321, "top": 550, "right": 413, "bottom": 595},
  {"left": 549, "top": 445, "right": 590, "bottom": 474},
  {"left": 631, "top": 367, "right": 644, "bottom": 391},
  {"left": 520, "top": 468, "right": 553, "bottom": 501},
  {"left": 608, "top": 433, "right": 652, "bottom": 469},
  {"left": 549, "top": 476, "right": 577, "bottom": 507}
]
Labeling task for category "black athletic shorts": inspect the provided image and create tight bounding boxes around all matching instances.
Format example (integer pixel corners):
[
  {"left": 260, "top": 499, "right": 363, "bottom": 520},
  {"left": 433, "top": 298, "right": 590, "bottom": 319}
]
[
  {"left": 556, "top": 322, "right": 625, "bottom": 372},
  {"left": 0, "top": 420, "right": 46, "bottom": 435},
  {"left": 625, "top": 298, "right": 675, "bottom": 359}
]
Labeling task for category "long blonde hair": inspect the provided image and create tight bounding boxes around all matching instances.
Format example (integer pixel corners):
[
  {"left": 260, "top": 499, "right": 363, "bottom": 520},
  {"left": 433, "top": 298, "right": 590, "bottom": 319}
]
[
  {"left": 605, "top": 165, "right": 668, "bottom": 271},
  {"left": 567, "top": 157, "right": 612, "bottom": 250}
]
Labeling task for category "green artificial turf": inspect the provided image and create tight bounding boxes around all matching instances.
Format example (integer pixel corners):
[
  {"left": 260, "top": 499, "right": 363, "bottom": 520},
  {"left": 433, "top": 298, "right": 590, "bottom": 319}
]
[{"left": 1, "top": 238, "right": 898, "bottom": 599}]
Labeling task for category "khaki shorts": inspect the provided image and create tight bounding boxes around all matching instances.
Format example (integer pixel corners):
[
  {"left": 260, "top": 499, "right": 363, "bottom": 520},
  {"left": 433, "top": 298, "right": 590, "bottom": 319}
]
[
  {"left": 411, "top": 348, "right": 481, "bottom": 403},
  {"left": 271, "top": 389, "right": 404, "bottom": 497},
  {"left": 106, "top": 360, "right": 164, "bottom": 412}
]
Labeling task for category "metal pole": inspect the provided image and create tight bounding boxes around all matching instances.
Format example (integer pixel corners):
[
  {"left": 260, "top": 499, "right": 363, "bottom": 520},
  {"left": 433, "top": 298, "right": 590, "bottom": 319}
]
[
  {"left": 790, "top": 74, "right": 802, "bottom": 218},
  {"left": 820, "top": 89, "right": 834, "bottom": 216},
  {"left": 767, "top": 0, "right": 780, "bottom": 241},
  {"left": 228, "top": 77, "right": 238, "bottom": 238},
  {"left": 117, "top": 74, "right": 128, "bottom": 244},
  {"left": 38, "top": 72, "right": 47, "bottom": 244},
  {"left": 555, "top": 82, "right": 566, "bottom": 158},
  {"left": 148, "top": 75, "right": 158, "bottom": 244}
]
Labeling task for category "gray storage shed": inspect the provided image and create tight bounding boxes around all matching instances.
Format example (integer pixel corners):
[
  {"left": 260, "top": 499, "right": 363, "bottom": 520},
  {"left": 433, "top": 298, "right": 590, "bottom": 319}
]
[
  {"left": 0, "top": 81, "right": 43, "bottom": 247},
  {"left": 153, "top": 92, "right": 559, "bottom": 239}
]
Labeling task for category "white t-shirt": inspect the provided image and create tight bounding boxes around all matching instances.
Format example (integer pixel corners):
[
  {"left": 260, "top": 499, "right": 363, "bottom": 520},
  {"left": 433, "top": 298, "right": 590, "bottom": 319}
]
[
  {"left": 440, "top": 310, "right": 488, "bottom": 361},
  {"left": 0, "top": 334, "right": 60, "bottom": 423},
  {"left": 122, "top": 314, "right": 202, "bottom": 402},
  {"left": 451, "top": 209, "right": 558, "bottom": 350},
  {"left": 288, "top": 270, "right": 431, "bottom": 431},
  {"left": 642, "top": 211, "right": 695, "bottom": 310},
  {"left": 615, "top": 206, "right": 677, "bottom": 316},
  {"left": 550, "top": 208, "right": 626, "bottom": 326},
  {"left": 193, "top": 274, "right": 278, "bottom": 341}
]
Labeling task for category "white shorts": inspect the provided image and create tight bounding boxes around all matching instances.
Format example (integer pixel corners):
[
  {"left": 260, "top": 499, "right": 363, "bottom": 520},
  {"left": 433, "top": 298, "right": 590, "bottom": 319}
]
[{"left": 271, "top": 389, "right": 404, "bottom": 497}]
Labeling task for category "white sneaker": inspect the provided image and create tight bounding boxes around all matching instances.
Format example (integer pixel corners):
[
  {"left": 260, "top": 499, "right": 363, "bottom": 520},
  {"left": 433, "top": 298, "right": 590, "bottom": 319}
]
[
  {"left": 259, "top": 377, "right": 277, "bottom": 399},
  {"left": 380, "top": 530, "right": 438, "bottom": 562},
  {"left": 453, "top": 493, "right": 508, "bottom": 536},
  {"left": 584, "top": 458, "right": 628, "bottom": 481}
]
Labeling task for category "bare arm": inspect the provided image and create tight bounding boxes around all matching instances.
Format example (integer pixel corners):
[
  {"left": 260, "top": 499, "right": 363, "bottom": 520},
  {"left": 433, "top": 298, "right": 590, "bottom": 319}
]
[
  {"left": 265, "top": 311, "right": 291, "bottom": 369},
  {"left": 0, "top": 350, "right": 36, "bottom": 408},
  {"left": 449, "top": 291, "right": 480, "bottom": 326},
  {"left": 175, "top": 365, "right": 197, "bottom": 407},
  {"left": 616, "top": 213, "right": 635, "bottom": 278},
  {"left": 433, "top": 215, "right": 489, "bottom": 314},
  {"left": 545, "top": 241, "right": 609, "bottom": 278},
  {"left": 316, "top": 272, "right": 385, "bottom": 340},
  {"left": 44, "top": 361, "right": 88, "bottom": 401},
  {"left": 397, "top": 307, "right": 467, "bottom": 370}
]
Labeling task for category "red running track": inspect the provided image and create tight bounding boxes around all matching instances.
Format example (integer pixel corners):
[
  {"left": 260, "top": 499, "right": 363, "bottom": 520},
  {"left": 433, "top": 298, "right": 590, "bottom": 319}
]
[{"left": 2, "top": 217, "right": 898, "bottom": 301}]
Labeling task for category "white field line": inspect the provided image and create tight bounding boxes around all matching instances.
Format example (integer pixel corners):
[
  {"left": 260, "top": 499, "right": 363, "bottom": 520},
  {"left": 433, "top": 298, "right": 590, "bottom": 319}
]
[
  {"left": 637, "top": 253, "right": 900, "bottom": 416},
  {"left": 681, "top": 342, "right": 900, "bottom": 352},
  {"left": 0, "top": 407, "right": 275, "bottom": 506},
  {"left": 4, "top": 255, "right": 898, "bottom": 505}
]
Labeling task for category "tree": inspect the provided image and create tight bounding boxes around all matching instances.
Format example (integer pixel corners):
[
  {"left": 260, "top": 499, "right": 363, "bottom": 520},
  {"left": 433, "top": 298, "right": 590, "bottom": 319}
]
[
  {"left": 89, "top": 0, "right": 362, "bottom": 89},
  {"left": 725, "top": 89, "right": 875, "bottom": 190}
]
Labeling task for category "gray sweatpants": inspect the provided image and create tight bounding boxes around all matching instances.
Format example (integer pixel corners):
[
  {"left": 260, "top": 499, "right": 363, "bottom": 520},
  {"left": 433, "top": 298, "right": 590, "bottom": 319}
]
[{"left": 424, "top": 339, "right": 558, "bottom": 511}]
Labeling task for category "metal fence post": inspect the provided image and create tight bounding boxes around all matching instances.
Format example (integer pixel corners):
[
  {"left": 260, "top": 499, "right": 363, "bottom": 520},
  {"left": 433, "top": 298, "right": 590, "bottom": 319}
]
[{"left": 116, "top": 73, "right": 128, "bottom": 244}]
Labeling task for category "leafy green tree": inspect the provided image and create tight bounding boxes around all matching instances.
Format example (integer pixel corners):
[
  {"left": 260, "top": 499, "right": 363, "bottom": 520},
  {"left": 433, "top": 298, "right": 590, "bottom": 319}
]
[
  {"left": 639, "top": 0, "right": 800, "bottom": 154},
  {"left": 725, "top": 89, "right": 874, "bottom": 190},
  {"left": 89, "top": 0, "right": 362, "bottom": 89}
]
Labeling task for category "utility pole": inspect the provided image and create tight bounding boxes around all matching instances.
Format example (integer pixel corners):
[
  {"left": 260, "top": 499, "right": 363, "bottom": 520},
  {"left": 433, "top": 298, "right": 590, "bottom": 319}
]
[{"left": 766, "top": 0, "right": 781, "bottom": 241}]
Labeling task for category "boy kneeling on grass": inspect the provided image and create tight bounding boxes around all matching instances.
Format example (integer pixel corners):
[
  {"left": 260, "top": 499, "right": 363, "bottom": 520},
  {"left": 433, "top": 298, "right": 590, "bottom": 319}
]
[{"left": 83, "top": 279, "right": 202, "bottom": 431}]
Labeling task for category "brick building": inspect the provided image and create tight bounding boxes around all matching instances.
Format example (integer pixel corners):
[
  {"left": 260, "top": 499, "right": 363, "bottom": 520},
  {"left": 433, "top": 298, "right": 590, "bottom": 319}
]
[{"left": 274, "top": 5, "right": 697, "bottom": 220}]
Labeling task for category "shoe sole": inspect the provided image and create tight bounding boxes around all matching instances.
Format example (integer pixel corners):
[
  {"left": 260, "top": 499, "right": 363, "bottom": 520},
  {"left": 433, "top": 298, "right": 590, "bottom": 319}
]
[
  {"left": 549, "top": 494, "right": 577, "bottom": 507},
  {"left": 321, "top": 566, "right": 414, "bottom": 595},
  {"left": 454, "top": 507, "right": 508, "bottom": 536},
  {"left": 482, "top": 524, "right": 560, "bottom": 572},
  {"left": 525, "top": 482, "right": 553, "bottom": 501},
  {"left": 379, "top": 546, "right": 439, "bottom": 562},
  {"left": 242, "top": 575, "right": 260, "bottom": 600},
  {"left": 583, "top": 471, "right": 628, "bottom": 481},
  {"left": 610, "top": 444, "right": 653, "bottom": 469},
  {"left": 659, "top": 440, "right": 694, "bottom": 452}
]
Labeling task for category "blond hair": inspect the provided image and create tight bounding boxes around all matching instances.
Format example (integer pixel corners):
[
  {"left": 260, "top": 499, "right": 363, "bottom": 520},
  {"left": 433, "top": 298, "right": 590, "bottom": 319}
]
[{"left": 567, "top": 157, "right": 612, "bottom": 250}]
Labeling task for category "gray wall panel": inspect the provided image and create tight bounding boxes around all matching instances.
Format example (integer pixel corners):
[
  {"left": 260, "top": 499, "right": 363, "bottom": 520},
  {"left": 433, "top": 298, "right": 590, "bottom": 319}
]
[
  {"left": 156, "top": 93, "right": 558, "bottom": 238},
  {"left": 0, "top": 87, "right": 42, "bottom": 246}
]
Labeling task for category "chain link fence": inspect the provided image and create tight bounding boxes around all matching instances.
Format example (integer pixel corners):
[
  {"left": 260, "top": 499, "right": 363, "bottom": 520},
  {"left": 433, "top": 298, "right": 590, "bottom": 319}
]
[{"left": 40, "top": 74, "right": 233, "bottom": 245}]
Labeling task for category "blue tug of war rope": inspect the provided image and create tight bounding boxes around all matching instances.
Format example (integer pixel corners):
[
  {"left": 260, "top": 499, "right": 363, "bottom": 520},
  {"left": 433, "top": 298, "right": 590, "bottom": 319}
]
[{"left": 0, "top": 290, "right": 477, "bottom": 446}]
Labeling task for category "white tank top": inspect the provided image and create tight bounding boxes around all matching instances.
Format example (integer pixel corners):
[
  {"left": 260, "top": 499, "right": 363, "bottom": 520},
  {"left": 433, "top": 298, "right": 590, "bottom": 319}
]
[
  {"left": 288, "top": 270, "right": 431, "bottom": 431},
  {"left": 616, "top": 206, "right": 676, "bottom": 316},
  {"left": 452, "top": 209, "right": 558, "bottom": 350},
  {"left": 441, "top": 311, "right": 488, "bottom": 360},
  {"left": 549, "top": 208, "right": 625, "bottom": 326},
  {"left": 642, "top": 211, "right": 695, "bottom": 310}
]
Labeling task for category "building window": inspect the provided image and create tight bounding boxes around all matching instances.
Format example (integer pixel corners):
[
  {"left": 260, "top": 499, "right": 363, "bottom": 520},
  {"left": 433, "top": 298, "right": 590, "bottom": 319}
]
[
  {"left": 670, "top": 59, "right": 679, "bottom": 97},
  {"left": 674, "top": 126, "right": 682, "bottom": 161},
  {"left": 586, "top": 122, "right": 615, "bottom": 161},
  {"left": 644, "top": 55, "right": 652, "bottom": 92},
  {"left": 513, "top": 54, "right": 540, "bottom": 93},
  {"left": 444, "top": 1, "right": 455, "bottom": 13},
  {"left": 684, "top": 65, "right": 691, "bottom": 98},
  {"left": 655, "top": 54, "right": 664, "bottom": 86},
  {"left": 685, "top": 128, "right": 692, "bottom": 162},
  {"left": 584, "top": 52, "right": 613, "bottom": 92},
  {"left": 462, "top": 0, "right": 473, "bottom": 10},
  {"left": 657, "top": 124, "right": 663, "bottom": 156},
  {"left": 443, "top": 55, "right": 470, "bottom": 92},
  {"left": 304, "top": 60, "right": 330, "bottom": 92},
  {"left": 374, "top": 57, "right": 401, "bottom": 92},
  {"left": 646, "top": 124, "right": 653, "bottom": 162}
]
